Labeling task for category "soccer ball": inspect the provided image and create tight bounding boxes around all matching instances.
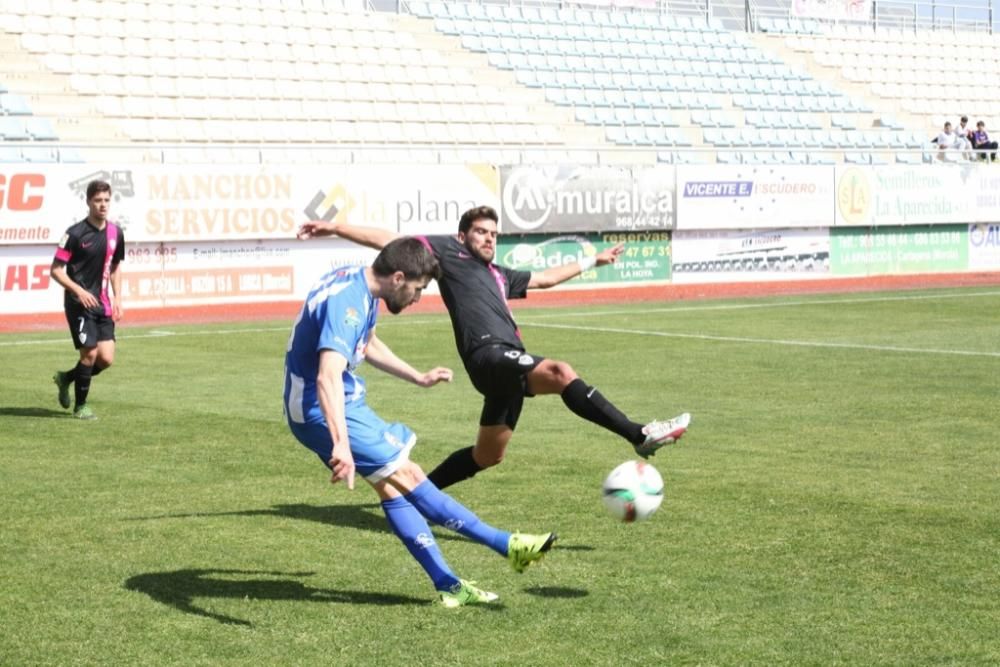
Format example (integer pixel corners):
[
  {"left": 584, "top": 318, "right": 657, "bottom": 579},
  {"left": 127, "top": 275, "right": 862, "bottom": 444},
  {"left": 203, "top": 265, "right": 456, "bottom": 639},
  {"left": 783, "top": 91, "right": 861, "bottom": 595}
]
[{"left": 601, "top": 460, "right": 664, "bottom": 522}]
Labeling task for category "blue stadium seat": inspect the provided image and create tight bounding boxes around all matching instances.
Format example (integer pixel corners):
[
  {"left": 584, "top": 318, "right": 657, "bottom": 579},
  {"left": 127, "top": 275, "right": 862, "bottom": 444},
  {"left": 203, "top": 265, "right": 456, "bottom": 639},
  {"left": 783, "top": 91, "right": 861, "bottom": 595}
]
[
  {"left": 809, "top": 153, "right": 836, "bottom": 165},
  {"left": 58, "top": 146, "right": 86, "bottom": 163},
  {"left": 605, "top": 125, "right": 628, "bottom": 143},
  {"left": 20, "top": 146, "right": 58, "bottom": 163},
  {"left": 593, "top": 107, "right": 616, "bottom": 125},
  {"left": 844, "top": 130, "right": 873, "bottom": 148},
  {"left": 25, "top": 117, "right": 57, "bottom": 140},
  {"left": 721, "top": 127, "right": 742, "bottom": 146},
  {"left": 0, "top": 116, "right": 29, "bottom": 140},
  {"left": 0, "top": 145, "right": 21, "bottom": 162},
  {"left": 407, "top": 0, "right": 431, "bottom": 16},
  {"left": 575, "top": 107, "right": 598, "bottom": 124},
  {"left": 703, "top": 127, "right": 724, "bottom": 145},
  {"left": 795, "top": 128, "right": 819, "bottom": 147},
  {"left": 0, "top": 93, "right": 32, "bottom": 115}
]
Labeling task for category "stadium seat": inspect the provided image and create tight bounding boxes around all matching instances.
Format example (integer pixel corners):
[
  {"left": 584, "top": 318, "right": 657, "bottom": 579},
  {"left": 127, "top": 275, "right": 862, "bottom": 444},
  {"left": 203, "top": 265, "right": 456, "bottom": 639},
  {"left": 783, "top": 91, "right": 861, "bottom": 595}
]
[
  {"left": 0, "top": 145, "right": 22, "bottom": 161},
  {"left": 0, "top": 116, "right": 30, "bottom": 140}
]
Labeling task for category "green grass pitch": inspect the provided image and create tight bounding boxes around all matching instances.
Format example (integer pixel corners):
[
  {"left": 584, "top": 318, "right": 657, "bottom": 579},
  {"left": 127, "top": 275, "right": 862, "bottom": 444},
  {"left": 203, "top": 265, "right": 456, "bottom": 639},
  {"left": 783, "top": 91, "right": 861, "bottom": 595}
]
[{"left": 1, "top": 287, "right": 998, "bottom": 666}]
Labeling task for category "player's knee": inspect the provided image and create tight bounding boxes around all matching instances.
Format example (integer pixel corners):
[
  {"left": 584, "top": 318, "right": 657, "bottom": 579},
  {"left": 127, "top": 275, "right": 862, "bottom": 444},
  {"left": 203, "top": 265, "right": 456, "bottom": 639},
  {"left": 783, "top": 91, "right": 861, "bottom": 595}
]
[
  {"left": 548, "top": 361, "right": 578, "bottom": 388},
  {"left": 473, "top": 448, "right": 505, "bottom": 468},
  {"left": 98, "top": 355, "right": 114, "bottom": 369},
  {"left": 480, "top": 451, "right": 505, "bottom": 468}
]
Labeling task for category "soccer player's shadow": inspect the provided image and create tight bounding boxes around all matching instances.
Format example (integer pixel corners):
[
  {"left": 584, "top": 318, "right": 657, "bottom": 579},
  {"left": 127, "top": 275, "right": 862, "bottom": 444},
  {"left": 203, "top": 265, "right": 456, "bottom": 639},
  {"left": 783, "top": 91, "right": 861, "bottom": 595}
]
[
  {"left": 124, "top": 568, "right": 426, "bottom": 625},
  {"left": 133, "top": 503, "right": 467, "bottom": 543},
  {"left": 132, "top": 504, "right": 596, "bottom": 551},
  {"left": 0, "top": 406, "right": 70, "bottom": 418}
]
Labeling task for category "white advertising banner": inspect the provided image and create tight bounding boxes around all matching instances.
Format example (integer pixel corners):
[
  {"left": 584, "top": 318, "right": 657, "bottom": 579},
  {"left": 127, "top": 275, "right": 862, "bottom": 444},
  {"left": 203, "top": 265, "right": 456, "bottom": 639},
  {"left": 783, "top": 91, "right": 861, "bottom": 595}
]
[
  {"left": 0, "top": 239, "right": 387, "bottom": 314},
  {"left": 0, "top": 164, "right": 498, "bottom": 245},
  {"left": 0, "top": 244, "right": 56, "bottom": 314},
  {"left": 675, "top": 165, "right": 833, "bottom": 230},
  {"left": 119, "top": 239, "right": 381, "bottom": 309},
  {"left": 671, "top": 228, "right": 831, "bottom": 283},
  {"left": 835, "top": 164, "right": 1000, "bottom": 226},
  {"left": 968, "top": 223, "right": 1000, "bottom": 270}
]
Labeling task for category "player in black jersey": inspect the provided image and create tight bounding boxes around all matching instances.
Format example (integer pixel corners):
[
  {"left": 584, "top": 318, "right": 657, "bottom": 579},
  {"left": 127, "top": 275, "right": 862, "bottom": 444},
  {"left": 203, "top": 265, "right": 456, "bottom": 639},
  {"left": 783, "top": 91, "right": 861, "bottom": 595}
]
[
  {"left": 298, "top": 206, "right": 690, "bottom": 489},
  {"left": 50, "top": 180, "right": 125, "bottom": 420}
]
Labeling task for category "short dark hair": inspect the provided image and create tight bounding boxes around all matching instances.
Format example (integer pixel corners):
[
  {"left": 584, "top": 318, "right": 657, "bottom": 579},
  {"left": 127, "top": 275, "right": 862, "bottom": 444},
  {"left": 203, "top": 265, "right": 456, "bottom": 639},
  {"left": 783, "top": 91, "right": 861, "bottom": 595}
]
[
  {"left": 961, "top": 116, "right": 968, "bottom": 122},
  {"left": 86, "top": 180, "right": 111, "bottom": 200},
  {"left": 945, "top": 122, "right": 952, "bottom": 128},
  {"left": 977, "top": 121, "right": 985, "bottom": 127},
  {"left": 458, "top": 205, "right": 498, "bottom": 234},
  {"left": 372, "top": 237, "right": 441, "bottom": 282}
]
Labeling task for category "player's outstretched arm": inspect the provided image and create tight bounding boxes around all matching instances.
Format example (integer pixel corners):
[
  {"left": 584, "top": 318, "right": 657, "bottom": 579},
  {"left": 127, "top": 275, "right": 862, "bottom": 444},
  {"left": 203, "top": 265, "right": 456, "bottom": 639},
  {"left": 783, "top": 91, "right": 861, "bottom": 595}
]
[
  {"left": 297, "top": 220, "right": 399, "bottom": 250},
  {"left": 526, "top": 242, "right": 625, "bottom": 290},
  {"left": 316, "top": 350, "right": 355, "bottom": 490},
  {"left": 365, "top": 333, "right": 453, "bottom": 388}
]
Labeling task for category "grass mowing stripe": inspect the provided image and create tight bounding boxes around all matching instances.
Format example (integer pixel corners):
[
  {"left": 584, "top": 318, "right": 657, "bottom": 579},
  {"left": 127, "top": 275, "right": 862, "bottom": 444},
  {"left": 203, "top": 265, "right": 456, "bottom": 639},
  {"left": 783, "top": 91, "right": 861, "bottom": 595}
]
[
  {"left": 525, "top": 321, "right": 1000, "bottom": 358},
  {"left": 4, "top": 287, "right": 999, "bottom": 348}
]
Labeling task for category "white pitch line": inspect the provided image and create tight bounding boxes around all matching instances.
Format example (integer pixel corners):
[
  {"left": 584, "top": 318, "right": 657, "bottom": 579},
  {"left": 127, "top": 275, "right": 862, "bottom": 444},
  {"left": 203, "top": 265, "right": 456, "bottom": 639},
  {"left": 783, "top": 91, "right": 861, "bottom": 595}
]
[
  {"left": 0, "top": 326, "right": 292, "bottom": 347},
  {"left": 2, "top": 288, "right": 998, "bottom": 348},
  {"left": 514, "top": 289, "right": 1000, "bottom": 322},
  {"left": 525, "top": 322, "right": 1000, "bottom": 359}
]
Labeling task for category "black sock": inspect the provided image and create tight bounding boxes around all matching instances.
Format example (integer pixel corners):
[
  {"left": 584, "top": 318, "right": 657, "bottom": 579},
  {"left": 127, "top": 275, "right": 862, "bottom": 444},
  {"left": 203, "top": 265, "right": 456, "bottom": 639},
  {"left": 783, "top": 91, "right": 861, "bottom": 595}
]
[
  {"left": 427, "top": 446, "right": 482, "bottom": 490},
  {"left": 73, "top": 362, "right": 94, "bottom": 409},
  {"left": 65, "top": 366, "right": 77, "bottom": 383},
  {"left": 561, "top": 378, "right": 645, "bottom": 445},
  {"left": 91, "top": 364, "right": 104, "bottom": 377}
]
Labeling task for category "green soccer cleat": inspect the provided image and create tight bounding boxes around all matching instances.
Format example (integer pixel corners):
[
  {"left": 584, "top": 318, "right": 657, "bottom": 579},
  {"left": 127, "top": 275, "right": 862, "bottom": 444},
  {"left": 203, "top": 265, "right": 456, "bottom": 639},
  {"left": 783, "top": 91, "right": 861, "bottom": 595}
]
[
  {"left": 438, "top": 580, "right": 499, "bottom": 608},
  {"left": 507, "top": 531, "right": 557, "bottom": 574},
  {"left": 73, "top": 405, "right": 97, "bottom": 420},
  {"left": 53, "top": 371, "right": 71, "bottom": 410}
]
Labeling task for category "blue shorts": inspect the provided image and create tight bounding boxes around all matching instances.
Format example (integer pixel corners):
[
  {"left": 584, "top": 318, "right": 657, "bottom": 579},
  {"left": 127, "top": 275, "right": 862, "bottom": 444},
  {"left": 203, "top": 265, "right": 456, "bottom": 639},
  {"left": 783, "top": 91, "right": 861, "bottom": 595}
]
[{"left": 288, "top": 401, "right": 416, "bottom": 483}]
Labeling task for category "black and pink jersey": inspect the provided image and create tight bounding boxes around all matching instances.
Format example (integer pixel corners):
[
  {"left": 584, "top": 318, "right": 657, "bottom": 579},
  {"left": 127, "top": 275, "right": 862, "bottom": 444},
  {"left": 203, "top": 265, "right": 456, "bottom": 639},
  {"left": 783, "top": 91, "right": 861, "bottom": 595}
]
[
  {"left": 54, "top": 219, "right": 125, "bottom": 315},
  {"left": 417, "top": 235, "right": 531, "bottom": 362}
]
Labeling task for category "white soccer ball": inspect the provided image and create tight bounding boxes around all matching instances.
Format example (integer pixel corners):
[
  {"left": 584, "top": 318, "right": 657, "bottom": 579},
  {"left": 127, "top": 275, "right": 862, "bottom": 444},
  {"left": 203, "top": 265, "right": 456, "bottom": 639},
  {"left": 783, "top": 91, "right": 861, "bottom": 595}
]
[{"left": 601, "top": 460, "right": 664, "bottom": 523}]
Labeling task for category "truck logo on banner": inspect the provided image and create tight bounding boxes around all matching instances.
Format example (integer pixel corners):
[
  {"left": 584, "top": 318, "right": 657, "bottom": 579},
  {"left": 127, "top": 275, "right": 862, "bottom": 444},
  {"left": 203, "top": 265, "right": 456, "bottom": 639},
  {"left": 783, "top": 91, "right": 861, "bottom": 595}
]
[{"left": 500, "top": 165, "right": 674, "bottom": 233}]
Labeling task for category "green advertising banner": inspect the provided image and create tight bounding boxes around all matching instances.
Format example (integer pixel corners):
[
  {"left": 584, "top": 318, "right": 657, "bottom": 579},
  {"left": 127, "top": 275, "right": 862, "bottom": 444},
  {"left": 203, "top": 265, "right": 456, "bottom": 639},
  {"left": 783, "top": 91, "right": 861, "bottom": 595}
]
[
  {"left": 497, "top": 231, "right": 671, "bottom": 284},
  {"left": 830, "top": 225, "right": 968, "bottom": 275}
]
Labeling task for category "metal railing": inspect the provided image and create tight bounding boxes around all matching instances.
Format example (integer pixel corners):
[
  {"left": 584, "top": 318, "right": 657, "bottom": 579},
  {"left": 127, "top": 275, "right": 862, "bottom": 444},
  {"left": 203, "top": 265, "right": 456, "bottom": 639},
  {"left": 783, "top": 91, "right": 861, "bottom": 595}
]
[
  {"left": 384, "top": 0, "right": 997, "bottom": 34},
  {"left": 4, "top": 142, "right": 990, "bottom": 165}
]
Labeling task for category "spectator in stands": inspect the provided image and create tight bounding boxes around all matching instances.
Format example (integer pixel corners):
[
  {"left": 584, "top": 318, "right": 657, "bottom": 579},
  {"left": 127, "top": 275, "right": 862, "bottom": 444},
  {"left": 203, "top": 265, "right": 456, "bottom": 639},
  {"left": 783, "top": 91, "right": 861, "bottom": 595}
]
[
  {"left": 935, "top": 122, "right": 964, "bottom": 162},
  {"left": 972, "top": 121, "right": 997, "bottom": 162},
  {"left": 957, "top": 116, "right": 976, "bottom": 160}
]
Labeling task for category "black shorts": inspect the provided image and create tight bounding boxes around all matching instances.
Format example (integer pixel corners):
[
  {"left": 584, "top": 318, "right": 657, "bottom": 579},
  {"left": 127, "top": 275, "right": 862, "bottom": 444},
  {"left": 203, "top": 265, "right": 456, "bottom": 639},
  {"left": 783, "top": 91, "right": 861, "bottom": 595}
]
[
  {"left": 65, "top": 302, "right": 115, "bottom": 350},
  {"left": 465, "top": 345, "right": 545, "bottom": 430}
]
